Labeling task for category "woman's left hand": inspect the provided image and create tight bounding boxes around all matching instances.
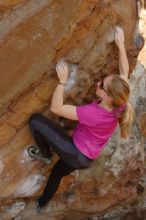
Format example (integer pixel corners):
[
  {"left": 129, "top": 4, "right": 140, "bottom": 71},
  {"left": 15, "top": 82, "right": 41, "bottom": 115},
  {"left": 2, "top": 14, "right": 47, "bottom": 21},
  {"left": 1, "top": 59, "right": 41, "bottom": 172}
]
[
  {"left": 115, "top": 26, "right": 125, "bottom": 48},
  {"left": 55, "top": 60, "right": 69, "bottom": 84}
]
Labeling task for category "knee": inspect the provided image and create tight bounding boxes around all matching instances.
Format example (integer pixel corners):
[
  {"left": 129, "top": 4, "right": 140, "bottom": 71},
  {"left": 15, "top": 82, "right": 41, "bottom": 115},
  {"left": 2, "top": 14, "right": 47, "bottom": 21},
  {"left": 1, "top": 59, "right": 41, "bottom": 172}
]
[{"left": 28, "top": 112, "right": 42, "bottom": 125}]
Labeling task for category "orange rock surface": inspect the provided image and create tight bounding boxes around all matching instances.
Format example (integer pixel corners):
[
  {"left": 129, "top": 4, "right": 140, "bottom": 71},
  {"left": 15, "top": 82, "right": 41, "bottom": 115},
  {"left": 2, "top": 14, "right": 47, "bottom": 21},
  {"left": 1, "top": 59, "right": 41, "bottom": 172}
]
[{"left": 0, "top": 1, "right": 145, "bottom": 219}]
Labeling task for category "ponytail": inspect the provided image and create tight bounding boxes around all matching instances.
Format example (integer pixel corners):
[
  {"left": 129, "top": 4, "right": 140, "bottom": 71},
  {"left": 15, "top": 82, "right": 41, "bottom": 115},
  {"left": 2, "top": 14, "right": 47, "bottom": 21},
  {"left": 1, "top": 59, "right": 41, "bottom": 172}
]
[
  {"left": 105, "top": 74, "right": 133, "bottom": 138},
  {"left": 118, "top": 102, "right": 134, "bottom": 138}
]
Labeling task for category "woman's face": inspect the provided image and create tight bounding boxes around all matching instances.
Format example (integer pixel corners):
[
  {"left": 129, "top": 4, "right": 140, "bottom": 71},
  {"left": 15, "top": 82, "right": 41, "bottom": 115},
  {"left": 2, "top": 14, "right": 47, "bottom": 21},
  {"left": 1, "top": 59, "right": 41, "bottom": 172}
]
[{"left": 95, "top": 75, "right": 113, "bottom": 100}]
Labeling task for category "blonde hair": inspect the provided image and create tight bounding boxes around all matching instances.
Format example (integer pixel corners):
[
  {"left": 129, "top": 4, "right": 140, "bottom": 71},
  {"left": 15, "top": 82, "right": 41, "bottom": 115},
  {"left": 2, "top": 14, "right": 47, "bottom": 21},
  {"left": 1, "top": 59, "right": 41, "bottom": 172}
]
[{"left": 107, "top": 75, "right": 134, "bottom": 138}]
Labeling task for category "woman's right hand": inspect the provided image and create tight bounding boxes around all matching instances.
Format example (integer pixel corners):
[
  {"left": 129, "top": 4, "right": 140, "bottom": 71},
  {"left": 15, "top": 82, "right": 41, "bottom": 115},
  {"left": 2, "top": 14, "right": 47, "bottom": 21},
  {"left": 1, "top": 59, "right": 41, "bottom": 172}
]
[
  {"left": 115, "top": 26, "right": 125, "bottom": 48},
  {"left": 55, "top": 60, "right": 68, "bottom": 84}
]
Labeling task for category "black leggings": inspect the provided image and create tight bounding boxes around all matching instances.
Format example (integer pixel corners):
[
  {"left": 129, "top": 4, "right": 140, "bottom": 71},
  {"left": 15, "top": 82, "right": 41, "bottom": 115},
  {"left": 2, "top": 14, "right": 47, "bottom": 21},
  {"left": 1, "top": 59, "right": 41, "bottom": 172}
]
[{"left": 28, "top": 113, "right": 93, "bottom": 207}]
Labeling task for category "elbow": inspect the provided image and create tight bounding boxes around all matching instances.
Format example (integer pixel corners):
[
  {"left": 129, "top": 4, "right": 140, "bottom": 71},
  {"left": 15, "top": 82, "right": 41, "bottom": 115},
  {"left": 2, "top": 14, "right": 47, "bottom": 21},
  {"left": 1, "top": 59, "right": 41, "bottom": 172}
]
[
  {"left": 50, "top": 103, "right": 55, "bottom": 112},
  {"left": 50, "top": 106, "right": 56, "bottom": 113},
  {"left": 50, "top": 105, "right": 60, "bottom": 114}
]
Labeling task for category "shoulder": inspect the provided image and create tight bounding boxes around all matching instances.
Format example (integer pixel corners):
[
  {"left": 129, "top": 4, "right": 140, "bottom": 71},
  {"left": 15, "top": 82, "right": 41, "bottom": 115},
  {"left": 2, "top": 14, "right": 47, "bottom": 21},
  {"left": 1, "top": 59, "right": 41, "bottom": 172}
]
[
  {"left": 77, "top": 101, "right": 97, "bottom": 110},
  {"left": 76, "top": 101, "right": 100, "bottom": 126}
]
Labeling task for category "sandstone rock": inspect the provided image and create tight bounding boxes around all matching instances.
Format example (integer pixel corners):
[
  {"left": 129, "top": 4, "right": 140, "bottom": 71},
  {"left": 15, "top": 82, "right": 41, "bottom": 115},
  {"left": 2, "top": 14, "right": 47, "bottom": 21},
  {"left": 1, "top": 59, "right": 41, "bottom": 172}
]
[
  {"left": 139, "top": 112, "right": 146, "bottom": 137},
  {"left": 138, "top": 8, "right": 146, "bottom": 67},
  {"left": 0, "top": 0, "right": 145, "bottom": 220}
]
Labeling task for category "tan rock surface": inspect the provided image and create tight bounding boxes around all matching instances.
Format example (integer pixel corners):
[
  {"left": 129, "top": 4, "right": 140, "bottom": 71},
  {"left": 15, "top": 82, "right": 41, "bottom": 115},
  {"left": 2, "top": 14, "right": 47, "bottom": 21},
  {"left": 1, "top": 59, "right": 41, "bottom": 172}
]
[
  {"left": 0, "top": 0, "right": 145, "bottom": 220},
  {"left": 138, "top": 8, "right": 146, "bottom": 67},
  {"left": 139, "top": 112, "right": 146, "bottom": 137}
]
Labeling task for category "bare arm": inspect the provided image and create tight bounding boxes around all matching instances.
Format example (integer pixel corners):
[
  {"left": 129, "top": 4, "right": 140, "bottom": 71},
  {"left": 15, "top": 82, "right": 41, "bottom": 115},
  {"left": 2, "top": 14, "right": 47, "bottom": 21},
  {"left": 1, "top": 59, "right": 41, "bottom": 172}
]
[
  {"left": 118, "top": 44, "right": 129, "bottom": 82},
  {"left": 50, "top": 60, "right": 78, "bottom": 121},
  {"left": 115, "top": 26, "right": 129, "bottom": 83}
]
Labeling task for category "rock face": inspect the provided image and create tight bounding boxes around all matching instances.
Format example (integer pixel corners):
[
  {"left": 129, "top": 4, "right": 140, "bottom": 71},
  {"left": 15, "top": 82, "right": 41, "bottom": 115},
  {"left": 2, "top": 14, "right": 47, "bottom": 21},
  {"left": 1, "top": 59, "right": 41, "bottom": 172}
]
[{"left": 0, "top": 0, "right": 145, "bottom": 219}]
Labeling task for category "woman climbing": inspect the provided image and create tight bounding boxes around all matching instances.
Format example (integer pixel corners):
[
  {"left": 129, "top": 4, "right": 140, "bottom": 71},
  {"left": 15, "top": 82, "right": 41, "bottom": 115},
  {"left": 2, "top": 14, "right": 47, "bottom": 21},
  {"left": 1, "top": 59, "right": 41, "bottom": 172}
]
[{"left": 27, "top": 26, "right": 134, "bottom": 211}]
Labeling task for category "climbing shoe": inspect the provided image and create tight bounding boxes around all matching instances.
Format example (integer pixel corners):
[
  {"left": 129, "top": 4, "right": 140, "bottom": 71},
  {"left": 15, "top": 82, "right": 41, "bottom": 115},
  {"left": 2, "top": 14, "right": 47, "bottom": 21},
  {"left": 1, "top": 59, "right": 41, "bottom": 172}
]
[
  {"left": 36, "top": 198, "right": 43, "bottom": 214},
  {"left": 36, "top": 197, "right": 47, "bottom": 214},
  {"left": 27, "top": 145, "right": 52, "bottom": 164}
]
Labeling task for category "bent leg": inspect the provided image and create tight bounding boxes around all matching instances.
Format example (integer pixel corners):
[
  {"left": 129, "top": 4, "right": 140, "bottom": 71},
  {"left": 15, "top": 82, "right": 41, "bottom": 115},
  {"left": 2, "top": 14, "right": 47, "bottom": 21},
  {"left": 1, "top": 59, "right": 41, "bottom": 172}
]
[
  {"left": 28, "top": 113, "right": 54, "bottom": 158},
  {"left": 28, "top": 114, "right": 93, "bottom": 207},
  {"left": 28, "top": 113, "right": 93, "bottom": 169},
  {"left": 37, "top": 158, "right": 76, "bottom": 207},
  {"left": 32, "top": 130, "right": 52, "bottom": 158}
]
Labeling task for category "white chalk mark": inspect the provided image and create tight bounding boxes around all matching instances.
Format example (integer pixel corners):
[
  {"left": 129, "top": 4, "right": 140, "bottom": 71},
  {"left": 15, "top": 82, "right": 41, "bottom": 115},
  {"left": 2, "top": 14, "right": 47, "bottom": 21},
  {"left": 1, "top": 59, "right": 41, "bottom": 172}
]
[
  {"left": 65, "top": 64, "right": 77, "bottom": 92},
  {"left": 15, "top": 175, "right": 46, "bottom": 196},
  {"left": 5, "top": 201, "right": 25, "bottom": 218}
]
